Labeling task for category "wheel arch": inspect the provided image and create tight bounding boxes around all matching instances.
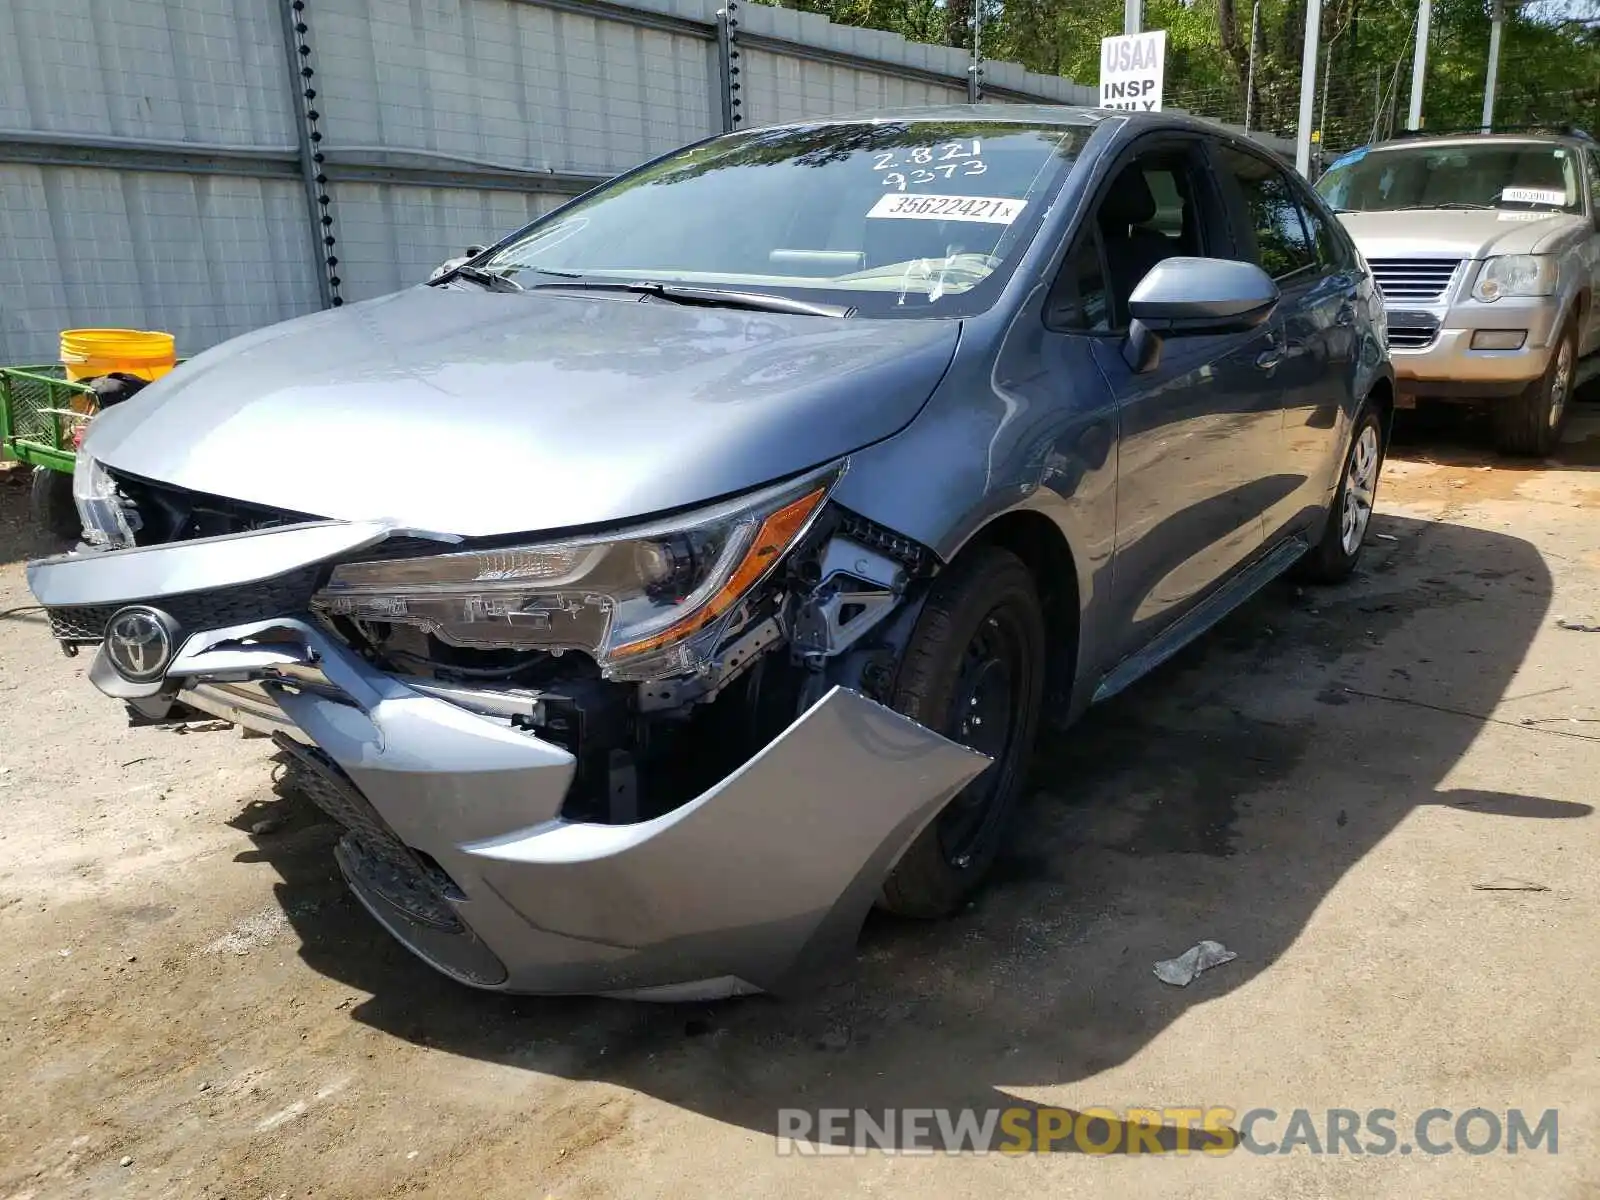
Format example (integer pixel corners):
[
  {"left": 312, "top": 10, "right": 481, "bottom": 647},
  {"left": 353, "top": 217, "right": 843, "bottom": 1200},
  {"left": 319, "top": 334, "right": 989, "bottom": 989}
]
[
  {"left": 945, "top": 508, "right": 1082, "bottom": 717},
  {"left": 1365, "top": 371, "right": 1396, "bottom": 447}
]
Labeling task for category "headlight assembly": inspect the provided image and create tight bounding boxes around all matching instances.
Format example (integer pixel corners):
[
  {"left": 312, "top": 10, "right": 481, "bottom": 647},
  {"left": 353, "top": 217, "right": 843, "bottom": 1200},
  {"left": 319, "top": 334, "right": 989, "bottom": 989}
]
[
  {"left": 1471, "top": 255, "right": 1557, "bottom": 302},
  {"left": 314, "top": 466, "right": 840, "bottom": 680},
  {"left": 73, "top": 456, "right": 137, "bottom": 549}
]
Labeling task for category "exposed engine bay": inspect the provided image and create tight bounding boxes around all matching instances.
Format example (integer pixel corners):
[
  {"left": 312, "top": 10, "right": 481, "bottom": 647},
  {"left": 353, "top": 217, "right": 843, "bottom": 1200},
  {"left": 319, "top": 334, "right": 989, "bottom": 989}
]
[
  {"left": 49, "top": 458, "right": 939, "bottom": 826},
  {"left": 312, "top": 502, "right": 933, "bottom": 826}
]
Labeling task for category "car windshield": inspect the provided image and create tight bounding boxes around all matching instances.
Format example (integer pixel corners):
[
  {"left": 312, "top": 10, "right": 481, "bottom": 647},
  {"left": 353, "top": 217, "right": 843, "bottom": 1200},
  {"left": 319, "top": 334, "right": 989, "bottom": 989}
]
[
  {"left": 1316, "top": 142, "right": 1584, "bottom": 214},
  {"left": 476, "top": 120, "right": 1087, "bottom": 318}
]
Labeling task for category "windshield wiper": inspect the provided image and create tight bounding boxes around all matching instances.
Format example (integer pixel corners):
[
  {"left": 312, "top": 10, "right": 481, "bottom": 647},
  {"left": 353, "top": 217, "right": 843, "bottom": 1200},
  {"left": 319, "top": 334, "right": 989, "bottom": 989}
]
[
  {"left": 525, "top": 280, "right": 854, "bottom": 318},
  {"left": 437, "top": 263, "right": 524, "bottom": 292},
  {"left": 1389, "top": 202, "right": 1495, "bottom": 211}
]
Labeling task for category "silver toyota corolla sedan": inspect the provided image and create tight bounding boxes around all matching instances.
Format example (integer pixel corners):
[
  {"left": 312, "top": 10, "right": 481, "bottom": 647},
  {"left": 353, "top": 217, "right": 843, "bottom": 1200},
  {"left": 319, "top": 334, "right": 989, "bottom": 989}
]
[{"left": 27, "top": 106, "right": 1392, "bottom": 1000}]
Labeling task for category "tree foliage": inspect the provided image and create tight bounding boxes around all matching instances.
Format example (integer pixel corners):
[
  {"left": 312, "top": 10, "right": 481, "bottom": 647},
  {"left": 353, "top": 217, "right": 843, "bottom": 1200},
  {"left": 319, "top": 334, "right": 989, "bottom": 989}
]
[{"left": 757, "top": 0, "right": 1600, "bottom": 152}]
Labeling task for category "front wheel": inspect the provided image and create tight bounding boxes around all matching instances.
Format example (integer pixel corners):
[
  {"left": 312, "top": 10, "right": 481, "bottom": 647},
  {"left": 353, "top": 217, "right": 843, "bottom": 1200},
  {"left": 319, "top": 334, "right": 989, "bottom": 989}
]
[
  {"left": 1493, "top": 315, "right": 1575, "bottom": 457},
  {"left": 879, "top": 546, "right": 1046, "bottom": 918},
  {"left": 29, "top": 466, "right": 81, "bottom": 547},
  {"left": 1294, "top": 403, "right": 1385, "bottom": 585}
]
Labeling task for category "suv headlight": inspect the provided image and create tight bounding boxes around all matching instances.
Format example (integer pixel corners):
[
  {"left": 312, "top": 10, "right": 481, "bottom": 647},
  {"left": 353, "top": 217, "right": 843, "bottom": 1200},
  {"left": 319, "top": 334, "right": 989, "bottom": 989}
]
[
  {"left": 1471, "top": 255, "right": 1557, "bottom": 302},
  {"left": 314, "top": 466, "right": 839, "bottom": 680},
  {"left": 73, "top": 456, "right": 137, "bottom": 549}
]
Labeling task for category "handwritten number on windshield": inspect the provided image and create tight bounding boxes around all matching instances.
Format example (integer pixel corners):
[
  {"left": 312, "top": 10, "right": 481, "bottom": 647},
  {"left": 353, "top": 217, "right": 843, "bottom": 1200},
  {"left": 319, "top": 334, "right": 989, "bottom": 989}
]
[{"left": 874, "top": 141, "right": 984, "bottom": 189}]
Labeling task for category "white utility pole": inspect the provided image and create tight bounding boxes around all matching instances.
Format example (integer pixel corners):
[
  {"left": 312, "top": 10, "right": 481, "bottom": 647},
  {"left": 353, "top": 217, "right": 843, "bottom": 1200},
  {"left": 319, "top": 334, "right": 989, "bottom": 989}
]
[
  {"left": 1295, "top": 0, "right": 1322, "bottom": 177},
  {"left": 1481, "top": 0, "right": 1503, "bottom": 132},
  {"left": 1244, "top": 0, "right": 1261, "bottom": 132},
  {"left": 1124, "top": 0, "right": 1141, "bottom": 36},
  {"left": 1407, "top": 0, "right": 1432, "bottom": 130}
]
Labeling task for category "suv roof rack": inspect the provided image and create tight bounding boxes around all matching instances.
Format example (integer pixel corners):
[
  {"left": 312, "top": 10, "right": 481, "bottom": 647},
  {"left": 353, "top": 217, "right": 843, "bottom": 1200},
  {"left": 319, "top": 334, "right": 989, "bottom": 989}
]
[{"left": 1388, "top": 123, "right": 1594, "bottom": 142}]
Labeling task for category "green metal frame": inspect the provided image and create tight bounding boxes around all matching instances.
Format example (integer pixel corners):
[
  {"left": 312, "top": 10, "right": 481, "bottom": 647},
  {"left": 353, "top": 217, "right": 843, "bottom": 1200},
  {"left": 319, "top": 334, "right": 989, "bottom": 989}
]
[{"left": 0, "top": 365, "right": 95, "bottom": 474}]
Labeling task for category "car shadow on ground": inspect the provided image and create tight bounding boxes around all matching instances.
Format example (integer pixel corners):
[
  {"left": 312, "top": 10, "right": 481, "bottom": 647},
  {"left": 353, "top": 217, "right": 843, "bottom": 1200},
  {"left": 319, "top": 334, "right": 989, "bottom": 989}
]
[{"left": 232, "top": 506, "right": 1586, "bottom": 1149}]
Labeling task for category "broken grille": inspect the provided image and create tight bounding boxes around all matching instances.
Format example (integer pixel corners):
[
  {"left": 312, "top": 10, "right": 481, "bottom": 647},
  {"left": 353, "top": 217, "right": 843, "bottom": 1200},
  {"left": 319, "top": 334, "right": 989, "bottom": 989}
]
[{"left": 45, "top": 564, "right": 325, "bottom": 644}]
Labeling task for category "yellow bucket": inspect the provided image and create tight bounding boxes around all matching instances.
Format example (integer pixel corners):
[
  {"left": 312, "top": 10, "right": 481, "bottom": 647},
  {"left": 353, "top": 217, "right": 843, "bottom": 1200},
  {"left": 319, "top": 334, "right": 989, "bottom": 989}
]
[{"left": 59, "top": 328, "right": 177, "bottom": 382}]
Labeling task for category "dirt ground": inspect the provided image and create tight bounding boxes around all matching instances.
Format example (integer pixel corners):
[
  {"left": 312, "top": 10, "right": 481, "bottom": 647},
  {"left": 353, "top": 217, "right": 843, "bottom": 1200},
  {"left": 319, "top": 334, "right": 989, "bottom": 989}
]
[{"left": 3, "top": 402, "right": 1600, "bottom": 1199}]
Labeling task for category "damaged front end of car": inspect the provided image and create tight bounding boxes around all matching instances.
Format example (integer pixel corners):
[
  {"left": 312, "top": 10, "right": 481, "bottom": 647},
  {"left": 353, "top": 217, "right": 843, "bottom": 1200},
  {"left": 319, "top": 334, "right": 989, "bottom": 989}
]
[{"left": 26, "top": 458, "right": 990, "bottom": 999}]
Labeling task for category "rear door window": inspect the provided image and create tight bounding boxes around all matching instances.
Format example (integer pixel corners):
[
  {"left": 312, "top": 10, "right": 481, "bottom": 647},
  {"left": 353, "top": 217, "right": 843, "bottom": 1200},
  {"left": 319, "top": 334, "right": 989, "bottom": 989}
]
[{"left": 1294, "top": 187, "right": 1349, "bottom": 270}]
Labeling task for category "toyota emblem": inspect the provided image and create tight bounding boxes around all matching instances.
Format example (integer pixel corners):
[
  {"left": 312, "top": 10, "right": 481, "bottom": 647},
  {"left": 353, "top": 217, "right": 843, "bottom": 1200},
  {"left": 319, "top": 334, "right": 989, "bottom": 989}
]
[{"left": 104, "top": 606, "right": 181, "bottom": 683}]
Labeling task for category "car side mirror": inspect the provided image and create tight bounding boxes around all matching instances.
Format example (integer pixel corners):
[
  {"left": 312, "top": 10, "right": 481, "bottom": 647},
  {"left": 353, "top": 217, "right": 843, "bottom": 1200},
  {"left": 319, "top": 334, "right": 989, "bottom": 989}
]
[
  {"left": 1122, "top": 257, "right": 1280, "bottom": 373},
  {"left": 428, "top": 245, "right": 490, "bottom": 282}
]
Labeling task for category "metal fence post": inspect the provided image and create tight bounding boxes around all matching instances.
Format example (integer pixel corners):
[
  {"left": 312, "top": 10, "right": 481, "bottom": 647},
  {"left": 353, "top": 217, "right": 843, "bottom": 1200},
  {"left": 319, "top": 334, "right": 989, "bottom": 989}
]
[
  {"left": 279, "top": 0, "right": 341, "bottom": 308},
  {"left": 968, "top": 0, "right": 984, "bottom": 103},
  {"left": 717, "top": 1, "right": 743, "bottom": 133}
]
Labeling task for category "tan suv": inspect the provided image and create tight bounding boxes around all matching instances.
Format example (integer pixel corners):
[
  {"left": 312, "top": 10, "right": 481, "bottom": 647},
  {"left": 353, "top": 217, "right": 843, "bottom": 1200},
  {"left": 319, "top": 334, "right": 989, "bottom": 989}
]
[{"left": 1317, "top": 129, "right": 1600, "bottom": 455}]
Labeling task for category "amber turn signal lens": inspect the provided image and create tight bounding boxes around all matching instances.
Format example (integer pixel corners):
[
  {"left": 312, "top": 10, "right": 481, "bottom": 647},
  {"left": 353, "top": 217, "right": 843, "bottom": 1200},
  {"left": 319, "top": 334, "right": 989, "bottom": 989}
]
[{"left": 610, "top": 486, "right": 828, "bottom": 659}]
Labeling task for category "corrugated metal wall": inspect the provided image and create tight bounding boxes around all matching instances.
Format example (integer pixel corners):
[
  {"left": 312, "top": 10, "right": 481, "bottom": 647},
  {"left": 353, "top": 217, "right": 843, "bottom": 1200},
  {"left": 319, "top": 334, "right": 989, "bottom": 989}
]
[
  {"left": 0, "top": 0, "right": 315, "bottom": 361},
  {"left": 0, "top": 0, "right": 1293, "bottom": 364}
]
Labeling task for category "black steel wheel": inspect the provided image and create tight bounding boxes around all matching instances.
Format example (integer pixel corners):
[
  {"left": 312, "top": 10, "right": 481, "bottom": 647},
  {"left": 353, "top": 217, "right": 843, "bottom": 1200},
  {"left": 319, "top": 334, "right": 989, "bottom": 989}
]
[{"left": 879, "top": 545, "right": 1045, "bottom": 918}]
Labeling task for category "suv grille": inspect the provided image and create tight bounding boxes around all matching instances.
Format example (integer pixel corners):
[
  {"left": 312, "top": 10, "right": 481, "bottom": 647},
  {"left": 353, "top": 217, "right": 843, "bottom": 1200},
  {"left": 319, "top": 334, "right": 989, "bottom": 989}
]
[
  {"left": 1368, "top": 258, "right": 1462, "bottom": 302},
  {"left": 1387, "top": 326, "right": 1438, "bottom": 350},
  {"left": 1386, "top": 309, "right": 1441, "bottom": 351}
]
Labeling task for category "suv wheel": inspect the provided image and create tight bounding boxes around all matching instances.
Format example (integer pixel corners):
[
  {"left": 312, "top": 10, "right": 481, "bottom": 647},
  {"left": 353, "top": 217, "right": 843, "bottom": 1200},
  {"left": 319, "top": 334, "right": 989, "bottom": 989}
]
[
  {"left": 1493, "top": 315, "right": 1576, "bottom": 457},
  {"left": 879, "top": 546, "right": 1045, "bottom": 918}
]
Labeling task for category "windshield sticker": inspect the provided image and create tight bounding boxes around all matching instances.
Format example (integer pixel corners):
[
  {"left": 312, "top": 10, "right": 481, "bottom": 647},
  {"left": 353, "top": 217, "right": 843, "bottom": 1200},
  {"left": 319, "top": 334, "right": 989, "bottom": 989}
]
[
  {"left": 1501, "top": 187, "right": 1566, "bottom": 206},
  {"left": 866, "top": 193, "right": 1027, "bottom": 224},
  {"left": 874, "top": 141, "right": 987, "bottom": 191}
]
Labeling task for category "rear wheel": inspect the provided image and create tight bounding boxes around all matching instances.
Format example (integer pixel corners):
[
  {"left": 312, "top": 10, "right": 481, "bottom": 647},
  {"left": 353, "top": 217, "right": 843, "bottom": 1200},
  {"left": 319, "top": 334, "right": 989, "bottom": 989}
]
[
  {"left": 1493, "top": 315, "right": 1575, "bottom": 457},
  {"left": 879, "top": 546, "right": 1045, "bottom": 918},
  {"left": 1293, "top": 403, "right": 1385, "bottom": 585}
]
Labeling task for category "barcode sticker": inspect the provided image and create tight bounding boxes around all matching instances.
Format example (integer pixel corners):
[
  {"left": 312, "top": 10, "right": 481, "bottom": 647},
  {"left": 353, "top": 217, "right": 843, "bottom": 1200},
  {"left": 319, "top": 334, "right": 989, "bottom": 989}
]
[
  {"left": 1501, "top": 187, "right": 1566, "bottom": 206},
  {"left": 866, "top": 193, "right": 1027, "bottom": 224}
]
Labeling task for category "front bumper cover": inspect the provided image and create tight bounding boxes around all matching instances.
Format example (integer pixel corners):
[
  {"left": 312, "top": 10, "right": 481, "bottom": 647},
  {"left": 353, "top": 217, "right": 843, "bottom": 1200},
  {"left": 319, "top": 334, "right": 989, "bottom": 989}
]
[
  {"left": 27, "top": 532, "right": 989, "bottom": 999},
  {"left": 1387, "top": 293, "right": 1559, "bottom": 391}
]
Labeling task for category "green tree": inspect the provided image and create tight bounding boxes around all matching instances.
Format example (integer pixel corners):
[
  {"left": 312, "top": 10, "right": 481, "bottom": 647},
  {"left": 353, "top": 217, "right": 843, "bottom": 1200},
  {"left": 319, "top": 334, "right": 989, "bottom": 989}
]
[{"left": 752, "top": 0, "right": 1600, "bottom": 151}]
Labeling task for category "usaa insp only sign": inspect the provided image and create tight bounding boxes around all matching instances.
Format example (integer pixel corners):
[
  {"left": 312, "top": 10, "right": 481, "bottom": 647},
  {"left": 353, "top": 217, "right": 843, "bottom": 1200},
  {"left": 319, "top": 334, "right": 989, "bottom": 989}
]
[{"left": 1099, "top": 30, "right": 1167, "bottom": 111}]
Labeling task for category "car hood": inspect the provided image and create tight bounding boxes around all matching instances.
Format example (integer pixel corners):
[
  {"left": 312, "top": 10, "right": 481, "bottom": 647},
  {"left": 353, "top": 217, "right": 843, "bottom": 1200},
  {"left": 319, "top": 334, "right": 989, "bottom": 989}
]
[
  {"left": 1338, "top": 208, "right": 1587, "bottom": 258},
  {"left": 84, "top": 286, "right": 961, "bottom": 537}
]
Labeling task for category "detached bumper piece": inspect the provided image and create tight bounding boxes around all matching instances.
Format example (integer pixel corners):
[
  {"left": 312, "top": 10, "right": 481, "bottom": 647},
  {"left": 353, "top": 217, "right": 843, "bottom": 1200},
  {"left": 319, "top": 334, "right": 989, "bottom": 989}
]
[{"left": 26, "top": 526, "right": 991, "bottom": 998}]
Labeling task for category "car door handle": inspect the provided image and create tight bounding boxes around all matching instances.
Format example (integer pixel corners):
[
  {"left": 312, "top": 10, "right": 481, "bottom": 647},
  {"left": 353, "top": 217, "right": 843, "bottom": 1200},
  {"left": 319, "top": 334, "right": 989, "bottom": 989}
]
[{"left": 1256, "top": 348, "right": 1283, "bottom": 371}]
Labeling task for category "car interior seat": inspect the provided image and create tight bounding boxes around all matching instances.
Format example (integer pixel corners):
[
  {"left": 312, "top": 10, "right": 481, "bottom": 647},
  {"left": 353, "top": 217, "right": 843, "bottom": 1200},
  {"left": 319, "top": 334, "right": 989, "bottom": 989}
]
[{"left": 1098, "top": 165, "right": 1173, "bottom": 319}]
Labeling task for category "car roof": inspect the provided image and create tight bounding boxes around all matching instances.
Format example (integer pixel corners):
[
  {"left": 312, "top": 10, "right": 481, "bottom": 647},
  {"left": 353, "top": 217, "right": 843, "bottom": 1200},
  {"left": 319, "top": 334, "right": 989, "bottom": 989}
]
[
  {"left": 738, "top": 104, "right": 1260, "bottom": 141},
  {"left": 1358, "top": 132, "right": 1590, "bottom": 154}
]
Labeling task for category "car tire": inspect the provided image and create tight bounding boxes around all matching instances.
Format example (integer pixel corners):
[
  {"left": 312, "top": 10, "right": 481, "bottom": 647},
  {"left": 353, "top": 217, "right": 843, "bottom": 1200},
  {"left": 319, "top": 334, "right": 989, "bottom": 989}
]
[
  {"left": 29, "top": 466, "right": 81, "bottom": 547},
  {"left": 1493, "top": 314, "right": 1576, "bottom": 458},
  {"left": 879, "top": 545, "right": 1046, "bottom": 918},
  {"left": 1293, "top": 402, "right": 1386, "bottom": 585}
]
